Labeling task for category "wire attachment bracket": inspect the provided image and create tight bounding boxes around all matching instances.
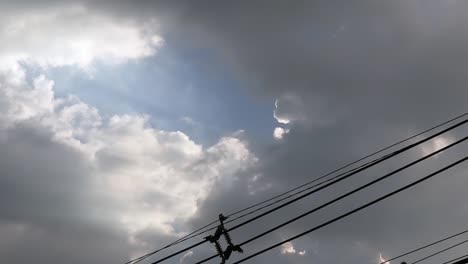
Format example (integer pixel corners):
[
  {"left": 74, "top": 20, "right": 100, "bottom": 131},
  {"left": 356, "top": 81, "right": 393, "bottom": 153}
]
[{"left": 204, "top": 214, "right": 243, "bottom": 263}]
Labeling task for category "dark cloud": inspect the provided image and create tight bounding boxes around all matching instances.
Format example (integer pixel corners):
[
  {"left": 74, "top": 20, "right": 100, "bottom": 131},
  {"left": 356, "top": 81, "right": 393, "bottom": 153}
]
[
  {"left": 1, "top": 1, "right": 468, "bottom": 264},
  {"left": 0, "top": 122, "right": 134, "bottom": 263},
  {"left": 146, "top": 1, "right": 468, "bottom": 263}
]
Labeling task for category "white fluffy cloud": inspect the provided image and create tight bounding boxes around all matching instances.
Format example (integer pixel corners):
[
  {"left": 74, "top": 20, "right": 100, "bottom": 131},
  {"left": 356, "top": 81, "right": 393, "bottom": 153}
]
[
  {"left": 273, "top": 127, "right": 289, "bottom": 140},
  {"left": 0, "top": 68, "right": 257, "bottom": 248},
  {"left": 281, "top": 242, "right": 297, "bottom": 254},
  {"left": 273, "top": 94, "right": 334, "bottom": 127},
  {"left": 0, "top": 4, "right": 162, "bottom": 70},
  {"left": 0, "top": 4, "right": 256, "bottom": 258},
  {"left": 280, "top": 241, "right": 306, "bottom": 256}
]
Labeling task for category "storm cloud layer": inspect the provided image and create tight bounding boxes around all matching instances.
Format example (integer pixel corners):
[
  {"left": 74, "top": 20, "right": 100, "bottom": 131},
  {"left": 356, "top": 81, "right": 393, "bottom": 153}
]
[{"left": 1, "top": 1, "right": 468, "bottom": 264}]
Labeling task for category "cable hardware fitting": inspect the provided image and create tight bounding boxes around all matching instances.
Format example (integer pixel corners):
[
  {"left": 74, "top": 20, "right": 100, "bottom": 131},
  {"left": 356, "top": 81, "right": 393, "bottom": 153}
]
[{"left": 204, "top": 214, "right": 243, "bottom": 263}]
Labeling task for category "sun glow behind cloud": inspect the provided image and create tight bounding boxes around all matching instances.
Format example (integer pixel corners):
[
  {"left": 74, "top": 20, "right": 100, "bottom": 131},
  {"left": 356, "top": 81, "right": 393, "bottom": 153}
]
[
  {"left": 0, "top": 3, "right": 257, "bottom": 257},
  {"left": 0, "top": 4, "right": 163, "bottom": 70}
]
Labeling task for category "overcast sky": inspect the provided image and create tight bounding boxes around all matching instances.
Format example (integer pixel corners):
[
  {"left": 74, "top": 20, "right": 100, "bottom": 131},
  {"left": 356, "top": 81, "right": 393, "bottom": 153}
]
[{"left": 1, "top": 1, "right": 468, "bottom": 264}]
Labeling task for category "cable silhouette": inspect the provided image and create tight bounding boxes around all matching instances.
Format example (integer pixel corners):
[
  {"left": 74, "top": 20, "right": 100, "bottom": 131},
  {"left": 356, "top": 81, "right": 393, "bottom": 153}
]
[
  {"left": 148, "top": 118, "right": 468, "bottom": 264},
  {"left": 126, "top": 113, "right": 468, "bottom": 264},
  {"left": 193, "top": 137, "right": 467, "bottom": 264},
  {"left": 409, "top": 238, "right": 468, "bottom": 264},
  {"left": 228, "top": 156, "right": 468, "bottom": 264},
  {"left": 126, "top": 113, "right": 467, "bottom": 264},
  {"left": 177, "top": 112, "right": 468, "bottom": 244},
  {"left": 381, "top": 227, "right": 468, "bottom": 264},
  {"left": 443, "top": 254, "right": 468, "bottom": 264}
]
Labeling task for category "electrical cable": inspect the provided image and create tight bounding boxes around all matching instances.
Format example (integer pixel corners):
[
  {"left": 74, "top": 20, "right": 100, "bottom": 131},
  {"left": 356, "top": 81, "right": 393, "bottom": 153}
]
[
  {"left": 444, "top": 254, "right": 468, "bottom": 264},
  {"left": 230, "top": 156, "right": 468, "bottom": 264},
  {"left": 150, "top": 118, "right": 468, "bottom": 264},
  {"left": 410, "top": 238, "right": 468, "bottom": 264},
  {"left": 381, "top": 227, "right": 468, "bottom": 264},
  {"left": 193, "top": 137, "right": 467, "bottom": 264},
  {"left": 126, "top": 113, "right": 467, "bottom": 264}
]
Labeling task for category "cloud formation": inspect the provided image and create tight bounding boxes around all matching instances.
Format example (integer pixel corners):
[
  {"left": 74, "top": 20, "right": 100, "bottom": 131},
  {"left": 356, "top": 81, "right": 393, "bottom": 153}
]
[
  {"left": 0, "top": 4, "right": 162, "bottom": 70},
  {"left": 2, "top": 1, "right": 468, "bottom": 264},
  {"left": 0, "top": 67, "right": 257, "bottom": 258},
  {"left": 0, "top": 3, "right": 257, "bottom": 262}
]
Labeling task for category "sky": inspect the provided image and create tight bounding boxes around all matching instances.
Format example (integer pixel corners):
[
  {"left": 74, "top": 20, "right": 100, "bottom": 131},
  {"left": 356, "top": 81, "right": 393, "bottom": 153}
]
[{"left": 0, "top": 1, "right": 468, "bottom": 264}]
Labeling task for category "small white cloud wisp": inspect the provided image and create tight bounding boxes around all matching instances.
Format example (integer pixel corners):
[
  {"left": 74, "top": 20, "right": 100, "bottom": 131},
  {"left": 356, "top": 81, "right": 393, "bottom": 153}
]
[
  {"left": 421, "top": 136, "right": 453, "bottom": 156},
  {"left": 281, "top": 242, "right": 297, "bottom": 254},
  {"left": 280, "top": 242, "right": 306, "bottom": 256},
  {"left": 379, "top": 253, "right": 390, "bottom": 264},
  {"left": 273, "top": 127, "right": 290, "bottom": 140}
]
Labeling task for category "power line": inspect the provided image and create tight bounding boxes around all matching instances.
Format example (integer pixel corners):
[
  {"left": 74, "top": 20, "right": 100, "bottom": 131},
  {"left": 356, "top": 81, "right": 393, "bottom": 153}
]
[
  {"left": 150, "top": 118, "right": 468, "bottom": 264},
  {"left": 410, "top": 238, "right": 468, "bottom": 264},
  {"left": 125, "top": 113, "right": 467, "bottom": 264},
  {"left": 222, "top": 112, "right": 468, "bottom": 222},
  {"left": 194, "top": 137, "right": 467, "bottom": 264},
  {"left": 125, "top": 113, "right": 468, "bottom": 264},
  {"left": 225, "top": 119, "right": 468, "bottom": 232},
  {"left": 147, "top": 156, "right": 385, "bottom": 264},
  {"left": 239, "top": 137, "right": 467, "bottom": 248},
  {"left": 446, "top": 255, "right": 468, "bottom": 264},
  {"left": 230, "top": 156, "right": 468, "bottom": 264},
  {"left": 127, "top": 114, "right": 468, "bottom": 264},
  {"left": 180, "top": 112, "right": 468, "bottom": 243},
  {"left": 381, "top": 227, "right": 468, "bottom": 264},
  {"left": 435, "top": 254, "right": 468, "bottom": 264}
]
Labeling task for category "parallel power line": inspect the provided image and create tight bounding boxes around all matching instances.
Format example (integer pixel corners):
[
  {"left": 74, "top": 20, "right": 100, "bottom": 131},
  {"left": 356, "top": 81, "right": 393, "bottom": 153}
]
[
  {"left": 381, "top": 227, "right": 468, "bottom": 264},
  {"left": 229, "top": 156, "right": 468, "bottom": 264},
  {"left": 127, "top": 113, "right": 468, "bottom": 264},
  {"left": 409, "top": 238, "right": 468, "bottom": 264},
  {"left": 146, "top": 118, "right": 468, "bottom": 264},
  {"left": 126, "top": 113, "right": 467, "bottom": 264},
  {"left": 174, "top": 112, "right": 468, "bottom": 244},
  {"left": 147, "top": 117, "right": 468, "bottom": 264},
  {"left": 444, "top": 255, "right": 468, "bottom": 264},
  {"left": 193, "top": 136, "right": 467, "bottom": 264}
]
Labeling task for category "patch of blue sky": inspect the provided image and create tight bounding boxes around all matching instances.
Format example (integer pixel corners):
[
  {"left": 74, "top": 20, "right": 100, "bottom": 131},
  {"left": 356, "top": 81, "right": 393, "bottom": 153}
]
[{"left": 38, "top": 36, "right": 275, "bottom": 147}]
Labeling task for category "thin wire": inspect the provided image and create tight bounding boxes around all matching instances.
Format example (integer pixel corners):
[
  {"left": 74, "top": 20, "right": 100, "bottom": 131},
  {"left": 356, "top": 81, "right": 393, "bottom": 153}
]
[
  {"left": 179, "top": 112, "right": 468, "bottom": 243},
  {"left": 238, "top": 137, "right": 467, "bottom": 248},
  {"left": 194, "top": 137, "right": 467, "bottom": 264},
  {"left": 152, "top": 118, "right": 468, "bottom": 264},
  {"left": 442, "top": 254, "right": 468, "bottom": 264},
  {"left": 131, "top": 158, "right": 380, "bottom": 264},
  {"left": 125, "top": 223, "right": 215, "bottom": 264},
  {"left": 223, "top": 112, "right": 468, "bottom": 220},
  {"left": 226, "top": 119, "right": 468, "bottom": 233},
  {"left": 381, "top": 227, "right": 468, "bottom": 264},
  {"left": 169, "top": 156, "right": 379, "bottom": 243},
  {"left": 230, "top": 157, "right": 468, "bottom": 264},
  {"left": 127, "top": 113, "right": 468, "bottom": 264},
  {"left": 186, "top": 112, "right": 468, "bottom": 240},
  {"left": 411, "top": 238, "right": 468, "bottom": 264}
]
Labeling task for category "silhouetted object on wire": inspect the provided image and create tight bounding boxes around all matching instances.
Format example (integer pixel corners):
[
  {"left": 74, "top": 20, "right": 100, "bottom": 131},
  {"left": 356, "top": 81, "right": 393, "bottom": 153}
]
[
  {"left": 192, "top": 140, "right": 468, "bottom": 263},
  {"left": 227, "top": 157, "right": 468, "bottom": 264},
  {"left": 151, "top": 119, "right": 468, "bottom": 264},
  {"left": 204, "top": 214, "right": 243, "bottom": 264}
]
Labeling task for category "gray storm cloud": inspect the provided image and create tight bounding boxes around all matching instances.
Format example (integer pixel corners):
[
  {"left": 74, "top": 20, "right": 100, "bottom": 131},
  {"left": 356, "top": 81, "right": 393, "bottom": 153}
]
[{"left": 1, "top": 1, "right": 468, "bottom": 264}]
